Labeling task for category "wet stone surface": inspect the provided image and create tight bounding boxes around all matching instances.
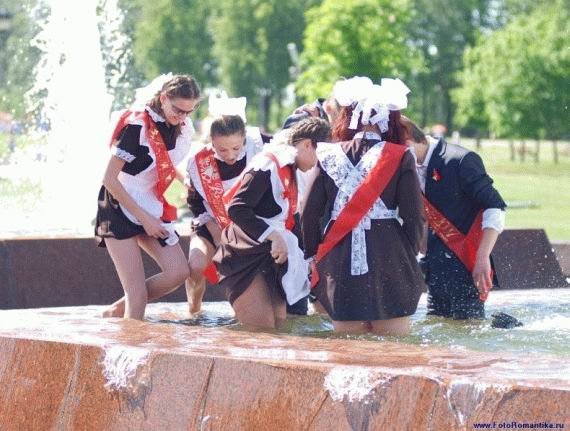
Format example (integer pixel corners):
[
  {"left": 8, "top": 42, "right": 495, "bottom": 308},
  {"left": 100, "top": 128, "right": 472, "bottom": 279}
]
[{"left": 0, "top": 303, "right": 569, "bottom": 430}]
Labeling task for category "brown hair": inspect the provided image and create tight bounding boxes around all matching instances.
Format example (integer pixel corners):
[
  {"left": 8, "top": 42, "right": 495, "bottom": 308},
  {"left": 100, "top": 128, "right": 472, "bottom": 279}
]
[
  {"left": 332, "top": 106, "right": 408, "bottom": 145},
  {"left": 210, "top": 115, "right": 246, "bottom": 138},
  {"left": 289, "top": 117, "right": 331, "bottom": 148},
  {"left": 147, "top": 74, "right": 201, "bottom": 136},
  {"left": 400, "top": 115, "right": 427, "bottom": 144}
]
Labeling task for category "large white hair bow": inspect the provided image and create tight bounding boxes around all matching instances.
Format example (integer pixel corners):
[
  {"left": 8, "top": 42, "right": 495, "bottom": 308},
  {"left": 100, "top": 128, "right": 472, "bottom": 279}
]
[
  {"left": 333, "top": 76, "right": 373, "bottom": 129},
  {"left": 131, "top": 73, "right": 173, "bottom": 111},
  {"left": 379, "top": 78, "right": 410, "bottom": 111},
  {"left": 208, "top": 90, "right": 247, "bottom": 123}
]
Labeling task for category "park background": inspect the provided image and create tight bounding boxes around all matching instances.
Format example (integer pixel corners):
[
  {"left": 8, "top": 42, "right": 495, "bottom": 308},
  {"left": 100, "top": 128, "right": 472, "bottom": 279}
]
[{"left": 0, "top": 0, "right": 568, "bottom": 240}]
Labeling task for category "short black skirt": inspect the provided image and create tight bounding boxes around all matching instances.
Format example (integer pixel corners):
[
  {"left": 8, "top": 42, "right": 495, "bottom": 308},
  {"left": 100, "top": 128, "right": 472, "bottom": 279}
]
[{"left": 95, "top": 185, "right": 177, "bottom": 248}]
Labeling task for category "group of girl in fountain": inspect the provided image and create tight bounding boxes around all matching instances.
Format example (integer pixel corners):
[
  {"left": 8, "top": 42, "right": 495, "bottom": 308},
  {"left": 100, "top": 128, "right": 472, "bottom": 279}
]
[{"left": 95, "top": 73, "right": 506, "bottom": 336}]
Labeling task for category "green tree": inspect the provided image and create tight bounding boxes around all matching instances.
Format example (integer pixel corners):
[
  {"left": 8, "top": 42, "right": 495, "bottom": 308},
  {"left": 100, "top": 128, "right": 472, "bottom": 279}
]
[
  {"left": 0, "top": 0, "right": 44, "bottom": 120},
  {"left": 133, "top": 0, "right": 216, "bottom": 87},
  {"left": 210, "top": 0, "right": 309, "bottom": 128},
  {"left": 295, "top": 0, "right": 421, "bottom": 103},
  {"left": 453, "top": 1, "right": 569, "bottom": 139},
  {"left": 407, "top": 0, "right": 502, "bottom": 129}
]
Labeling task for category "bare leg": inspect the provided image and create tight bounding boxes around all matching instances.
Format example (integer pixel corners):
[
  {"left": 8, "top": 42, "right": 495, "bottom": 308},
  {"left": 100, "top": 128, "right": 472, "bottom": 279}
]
[
  {"left": 369, "top": 317, "right": 411, "bottom": 336},
  {"left": 104, "top": 237, "right": 147, "bottom": 320},
  {"left": 270, "top": 285, "right": 287, "bottom": 329},
  {"left": 332, "top": 320, "right": 371, "bottom": 335},
  {"left": 185, "top": 234, "right": 215, "bottom": 314},
  {"left": 102, "top": 237, "right": 189, "bottom": 318},
  {"left": 232, "top": 275, "right": 277, "bottom": 330}
]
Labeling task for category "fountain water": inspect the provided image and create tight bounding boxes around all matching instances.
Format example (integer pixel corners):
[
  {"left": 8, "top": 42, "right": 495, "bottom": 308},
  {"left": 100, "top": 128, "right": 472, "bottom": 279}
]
[{"left": 0, "top": 0, "right": 128, "bottom": 237}]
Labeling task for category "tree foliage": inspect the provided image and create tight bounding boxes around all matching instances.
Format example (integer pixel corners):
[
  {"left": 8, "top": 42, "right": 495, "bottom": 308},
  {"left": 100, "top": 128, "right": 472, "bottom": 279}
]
[
  {"left": 210, "top": 0, "right": 309, "bottom": 125},
  {"left": 407, "top": 0, "right": 499, "bottom": 128},
  {"left": 453, "top": 0, "right": 569, "bottom": 139},
  {"left": 133, "top": 0, "right": 215, "bottom": 86},
  {"left": 0, "top": 0, "right": 44, "bottom": 119},
  {"left": 295, "top": 0, "right": 421, "bottom": 102}
]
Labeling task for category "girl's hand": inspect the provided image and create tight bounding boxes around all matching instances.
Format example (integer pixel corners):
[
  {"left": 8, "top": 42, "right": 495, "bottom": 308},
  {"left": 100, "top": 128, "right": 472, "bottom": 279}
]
[
  {"left": 267, "top": 231, "right": 288, "bottom": 264},
  {"left": 141, "top": 214, "right": 169, "bottom": 239}
]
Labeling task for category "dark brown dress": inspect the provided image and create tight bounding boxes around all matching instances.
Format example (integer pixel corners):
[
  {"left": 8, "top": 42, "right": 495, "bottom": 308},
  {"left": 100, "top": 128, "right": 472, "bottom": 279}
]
[
  {"left": 302, "top": 137, "right": 425, "bottom": 321},
  {"left": 213, "top": 144, "right": 308, "bottom": 305}
]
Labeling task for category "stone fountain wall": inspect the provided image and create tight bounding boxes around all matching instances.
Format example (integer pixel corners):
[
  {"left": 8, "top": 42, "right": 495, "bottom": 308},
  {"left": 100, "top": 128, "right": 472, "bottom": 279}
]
[
  {"left": 1, "top": 229, "right": 567, "bottom": 310},
  {"left": 0, "top": 305, "right": 569, "bottom": 431}
]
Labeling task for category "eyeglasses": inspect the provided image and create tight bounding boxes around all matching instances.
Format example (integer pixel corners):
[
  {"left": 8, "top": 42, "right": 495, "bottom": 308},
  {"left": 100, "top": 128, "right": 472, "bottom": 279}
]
[{"left": 168, "top": 99, "right": 198, "bottom": 117}]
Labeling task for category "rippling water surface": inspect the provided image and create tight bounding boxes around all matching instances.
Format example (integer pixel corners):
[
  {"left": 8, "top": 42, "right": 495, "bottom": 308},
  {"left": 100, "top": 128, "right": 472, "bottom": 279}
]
[{"left": 146, "top": 289, "right": 570, "bottom": 357}]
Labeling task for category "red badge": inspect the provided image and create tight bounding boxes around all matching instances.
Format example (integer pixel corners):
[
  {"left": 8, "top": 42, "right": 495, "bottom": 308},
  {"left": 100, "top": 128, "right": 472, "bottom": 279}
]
[{"left": 432, "top": 169, "right": 441, "bottom": 182}]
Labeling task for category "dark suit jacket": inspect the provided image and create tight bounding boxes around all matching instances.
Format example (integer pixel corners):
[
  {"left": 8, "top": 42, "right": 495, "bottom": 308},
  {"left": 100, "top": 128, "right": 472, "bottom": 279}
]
[{"left": 424, "top": 138, "right": 506, "bottom": 288}]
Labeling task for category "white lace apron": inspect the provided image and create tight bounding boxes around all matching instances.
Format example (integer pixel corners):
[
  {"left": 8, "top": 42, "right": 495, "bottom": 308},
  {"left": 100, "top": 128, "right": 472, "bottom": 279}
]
[{"left": 316, "top": 132, "right": 399, "bottom": 275}]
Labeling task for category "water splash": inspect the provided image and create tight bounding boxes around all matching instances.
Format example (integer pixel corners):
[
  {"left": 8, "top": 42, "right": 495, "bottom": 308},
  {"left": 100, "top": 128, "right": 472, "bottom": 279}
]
[
  {"left": 1, "top": 0, "right": 129, "bottom": 236},
  {"left": 324, "top": 366, "right": 392, "bottom": 402},
  {"left": 101, "top": 345, "right": 151, "bottom": 392},
  {"left": 446, "top": 378, "right": 511, "bottom": 426}
]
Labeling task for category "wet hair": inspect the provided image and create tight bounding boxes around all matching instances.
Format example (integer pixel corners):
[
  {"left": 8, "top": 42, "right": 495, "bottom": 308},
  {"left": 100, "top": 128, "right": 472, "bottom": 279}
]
[
  {"left": 289, "top": 117, "right": 331, "bottom": 148},
  {"left": 147, "top": 74, "right": 201, "bottom": 136},
  {"left": 332, "top": 106, "right": 408, "bottom": 145},
  {"left": 400, "top": 115, "right": 427, "bottom": 144},
  {"left": 210, "top": 115, "right": 246, "bottom": 139}
]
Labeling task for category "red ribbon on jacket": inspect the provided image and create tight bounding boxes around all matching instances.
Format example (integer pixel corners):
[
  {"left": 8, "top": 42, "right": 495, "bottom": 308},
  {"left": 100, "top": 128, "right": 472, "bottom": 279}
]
[
  {"left": 310, "top": 143, "right": 407, "bottom": 288},
  {"left": 110, "top": 109, "right": 178, "bottom": 222},
  {"left": 422, "top": 196, "right": 491, "bottom": 300}
]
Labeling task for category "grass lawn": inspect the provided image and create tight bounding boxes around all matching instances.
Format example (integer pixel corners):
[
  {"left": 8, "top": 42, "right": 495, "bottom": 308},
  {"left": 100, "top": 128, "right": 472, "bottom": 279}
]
[
  {"left": 462, "top": 139, "right": 570, "bottom": 241},
  {"left": 161, "top": 138, "right": 570, "bottom": 242}
]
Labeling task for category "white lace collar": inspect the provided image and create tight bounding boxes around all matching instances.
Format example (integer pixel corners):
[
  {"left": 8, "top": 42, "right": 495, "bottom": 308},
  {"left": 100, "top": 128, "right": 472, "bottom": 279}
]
[
  {"left": 353, "top": 131, "right": 382, "bottom": 141},
  {"left": 145, "top": 106, "right": 165, "bottom": 123}
]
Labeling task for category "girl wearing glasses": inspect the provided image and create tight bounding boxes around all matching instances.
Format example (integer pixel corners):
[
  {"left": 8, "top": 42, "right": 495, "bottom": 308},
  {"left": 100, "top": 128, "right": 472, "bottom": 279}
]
[
  {"left": 96, "top": 74, "right": 200, "bottom": 320},
  {"left": 184, "top": 93, "right": 270, "bottom": 314}
]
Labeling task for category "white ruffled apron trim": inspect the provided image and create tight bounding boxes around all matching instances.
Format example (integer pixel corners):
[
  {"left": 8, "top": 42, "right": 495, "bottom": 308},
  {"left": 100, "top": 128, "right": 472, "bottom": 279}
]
[
  {"left": 317, "top": 141, "right": 399, "bottom": 276},
  {"left": 262, "top": 219, "right": 310, "bottom": 305}
]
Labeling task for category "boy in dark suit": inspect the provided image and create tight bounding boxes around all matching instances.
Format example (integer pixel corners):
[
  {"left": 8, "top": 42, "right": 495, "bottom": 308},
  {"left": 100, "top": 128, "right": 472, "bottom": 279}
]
[{"left": 403, "top": 118, "right": 506, "bottom": 319}]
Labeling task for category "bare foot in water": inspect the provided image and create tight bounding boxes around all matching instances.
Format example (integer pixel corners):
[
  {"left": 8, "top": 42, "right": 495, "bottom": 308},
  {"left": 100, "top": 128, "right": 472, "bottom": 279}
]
[
  {"left": 101, "top": 303, "right": 124, "bottom": 318},
  {"left": 186, "top": 280, "right": 206, "bottom": 316}
]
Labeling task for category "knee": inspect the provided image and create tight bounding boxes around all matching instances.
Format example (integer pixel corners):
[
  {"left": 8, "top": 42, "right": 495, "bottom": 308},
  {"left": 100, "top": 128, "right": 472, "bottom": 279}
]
[
  {"left": 168, "top": 262, "right": 191, "bottom": 285},
  {"left": 189, "top": 254, "right": 209, "bottom": 276}
]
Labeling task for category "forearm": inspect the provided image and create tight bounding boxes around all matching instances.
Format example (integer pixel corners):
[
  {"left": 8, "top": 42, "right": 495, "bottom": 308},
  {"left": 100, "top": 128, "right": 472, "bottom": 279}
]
[
  {"left": 476, "top": 228, "right": 499, "bottom": 259},
  {"left": 228, "top": 206, "right": 272, "bottom": 242}
]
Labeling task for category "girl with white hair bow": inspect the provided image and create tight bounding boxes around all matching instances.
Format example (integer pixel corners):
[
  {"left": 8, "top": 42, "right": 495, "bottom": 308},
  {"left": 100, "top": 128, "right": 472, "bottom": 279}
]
[
  {"left": 184, "top": 91, "right": 270, "bottom": 314},
  {"left": 301, "top": 76, "right": 425, "bottom": 336}
]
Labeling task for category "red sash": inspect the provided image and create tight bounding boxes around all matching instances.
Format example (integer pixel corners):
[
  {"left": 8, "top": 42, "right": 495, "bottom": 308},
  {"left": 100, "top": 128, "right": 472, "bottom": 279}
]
[
  {"left": 193, "top": 148, "right": 229, "bottom": 284},
  {"left": 110, "top": 109, "right": 178, "bottom": 221},
  {"left": 195, "top": 148, "right": 231, "bottom": 228},
  {"left": 310, "top": 143, "right": 406, "bottom": 288},
  {"left": 422, "top": 196, "right": 491, "bottom": 300},
  {"left": 201, "top": 151, "right": 297, "bottom": 284}
]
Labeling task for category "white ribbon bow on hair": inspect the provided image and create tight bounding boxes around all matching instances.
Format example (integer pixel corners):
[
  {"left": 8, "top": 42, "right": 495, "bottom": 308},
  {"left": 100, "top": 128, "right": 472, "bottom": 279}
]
[
  {"left": 208, "top": 91, "right": 247, "bottom": 123},
  {"left": 333, "top": 76, "right": 374, "bottom": 130},
  {"left": 379, "top": 78, "right": 410, "bottom": 111},
  {"left": 333, "top": 76, "right": 411, "bottom": 131},
  {"left": 131, "top": 73, "right": 174, "bottom": 111},
  {"left": 361, "top": 85, "right": 391, "bottom": 132}
]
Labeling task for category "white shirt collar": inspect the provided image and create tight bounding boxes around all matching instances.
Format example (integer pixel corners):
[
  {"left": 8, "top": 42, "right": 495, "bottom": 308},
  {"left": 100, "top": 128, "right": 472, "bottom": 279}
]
[
  {"left": 420, "top": 135, "right": 439, "bottom": 168},
  {"left": 353, "top": 131, "right": 382, "bottom": 141}
]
